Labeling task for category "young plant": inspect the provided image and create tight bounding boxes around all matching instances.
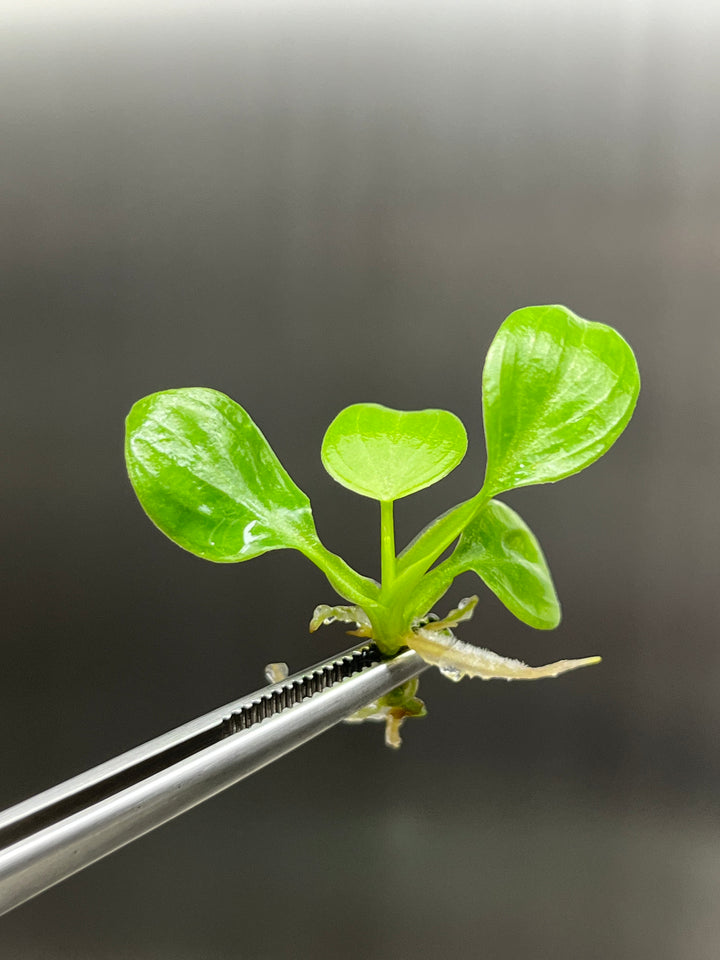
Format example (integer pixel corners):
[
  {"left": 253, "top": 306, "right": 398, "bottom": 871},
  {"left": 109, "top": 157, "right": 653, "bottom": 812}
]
[{"left": 125, "top": 305, "right": 640, "bottom": 747}]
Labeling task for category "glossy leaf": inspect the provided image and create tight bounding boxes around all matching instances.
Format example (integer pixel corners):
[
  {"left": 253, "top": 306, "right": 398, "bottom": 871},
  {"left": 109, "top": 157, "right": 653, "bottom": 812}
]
[
  {"left": 403, "top": 500, "right": 560, "bottom": 628},
  {"left": 321, "top": 403, "right": 467, "bottom": 501},
  {"left": 449, "top": 500, "right": 560, "bottom": 628},
  {"left": 125, "top": 388, "right": 319, "bottom": 562},
  {"left": 483, "top": 305, "right": 640, "bottom": 496}
]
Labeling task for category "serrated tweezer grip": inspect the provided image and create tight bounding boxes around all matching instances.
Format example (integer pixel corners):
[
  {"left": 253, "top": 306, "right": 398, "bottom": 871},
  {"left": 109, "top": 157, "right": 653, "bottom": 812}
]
[{"left": 0, "top": 644, "right": 426, "bottom": 916}]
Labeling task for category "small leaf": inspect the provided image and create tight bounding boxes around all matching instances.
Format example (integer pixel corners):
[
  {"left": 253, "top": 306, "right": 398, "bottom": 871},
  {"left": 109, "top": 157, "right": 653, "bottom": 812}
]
[
  {"left": 483, "top": 305, "right": 640, "bottom": 496},
  {"left": 419, "top": 595, "right": 479, "bottom": 632},
  {"left": 447, "top": 500, "right": 560, "bottom": 629},
  {"left": 125, "top": 388, "right": 319, "bottom": 562},
  {"left": 401, "top": 500, "right": 559, "bottom": 629},
  {"left": 345, "top": 679, "right": 427, "bottom": 749},
  {"left": 321, "top": 403, "right": 467, "bottom": 501},
  {"left": 308, "top": 603, "right": 372, "bottom": 636}
]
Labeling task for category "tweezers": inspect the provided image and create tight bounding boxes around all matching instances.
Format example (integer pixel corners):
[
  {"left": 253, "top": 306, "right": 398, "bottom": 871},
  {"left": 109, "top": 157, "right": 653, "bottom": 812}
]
[{"left": 0, "top": 642, "right": 427, "bottom": 916}]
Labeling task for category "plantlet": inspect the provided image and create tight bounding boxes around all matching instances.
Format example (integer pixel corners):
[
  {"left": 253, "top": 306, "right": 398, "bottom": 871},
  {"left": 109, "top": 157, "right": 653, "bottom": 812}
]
[{"left": 125, "top": 305, "right": 640, "bottom": 747}]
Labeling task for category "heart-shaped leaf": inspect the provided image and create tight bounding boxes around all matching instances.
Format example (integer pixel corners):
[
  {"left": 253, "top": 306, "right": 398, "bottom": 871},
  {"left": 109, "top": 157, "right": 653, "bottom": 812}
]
[
  {"left": 483, "top": 305, "right": 640, "bottom": 496},
  {"left": 321, "top": 403, "right": 467, "bottom": 501},
  {"left": 125, "top": 388, "right": 319, "bottom": 562}
]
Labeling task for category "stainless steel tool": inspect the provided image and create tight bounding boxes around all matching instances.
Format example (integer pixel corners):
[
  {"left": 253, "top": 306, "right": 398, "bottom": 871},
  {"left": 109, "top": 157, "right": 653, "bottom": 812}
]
[{"left": 0, "top": 643, "right": 427, "bottom": 916}]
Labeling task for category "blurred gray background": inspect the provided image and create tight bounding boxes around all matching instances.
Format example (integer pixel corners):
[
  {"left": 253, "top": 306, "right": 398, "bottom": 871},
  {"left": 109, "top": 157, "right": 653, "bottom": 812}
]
[{"left": 2, "top": 0, "right": 719, "bottom": 957}]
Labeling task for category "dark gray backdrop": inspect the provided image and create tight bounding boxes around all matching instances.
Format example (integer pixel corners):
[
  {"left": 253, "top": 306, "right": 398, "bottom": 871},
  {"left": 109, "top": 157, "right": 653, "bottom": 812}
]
[{"left": 2, "top": 2, "right": 719, "bottom": 958}]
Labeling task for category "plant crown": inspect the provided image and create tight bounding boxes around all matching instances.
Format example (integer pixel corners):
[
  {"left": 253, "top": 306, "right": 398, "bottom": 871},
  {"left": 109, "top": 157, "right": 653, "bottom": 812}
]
[{"left": 125, "top": 305, "right": 640, "bottom": 744}]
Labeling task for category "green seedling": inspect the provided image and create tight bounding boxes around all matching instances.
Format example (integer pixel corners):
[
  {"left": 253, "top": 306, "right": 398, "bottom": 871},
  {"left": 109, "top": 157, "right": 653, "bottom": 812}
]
[{"left": 125, "top": 305, "right": 640, "bottom": 747}]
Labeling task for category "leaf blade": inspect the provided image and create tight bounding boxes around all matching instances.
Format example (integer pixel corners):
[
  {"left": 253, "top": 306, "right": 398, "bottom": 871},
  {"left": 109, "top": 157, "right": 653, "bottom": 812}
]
[
  {"left": 483, "top": 305, "right": 640, "bottom": 495},
  {"left": 402, "top": 500, "right": 560, "bottom": 628},
  {"left": 321, "top": 403, "right": 467, "bottom": 501},
  {"left": 448, "top": 499, "right": 560, "bottom": 629},
  {"left": 125, "top": 387, "right": 319, "bottom": 562}
]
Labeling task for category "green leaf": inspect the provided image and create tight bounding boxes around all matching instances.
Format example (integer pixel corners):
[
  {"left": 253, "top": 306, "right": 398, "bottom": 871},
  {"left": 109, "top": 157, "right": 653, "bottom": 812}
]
[
  {"left": 402, "top": 500, "right": 559, "bottom": 628},
  {"left": 483, "top": 305, "right": 640, "bottom": 496},
  {"left": 125, "top": 388, "right": 319, "bottom": 562},
  {"left": 321, "top": 403, "right": 467, "bottom": 501},
  {"left": 448, "top": 500, "right": 560, "bottom": 628}
]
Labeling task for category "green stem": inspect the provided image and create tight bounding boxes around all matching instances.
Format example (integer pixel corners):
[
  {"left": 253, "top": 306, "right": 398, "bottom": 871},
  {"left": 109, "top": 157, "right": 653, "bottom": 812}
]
[
  {"left": 375, "top": 489, "right": 492, "bottom": 641},
  {"left": 301, "top": 540, "right": 379, "bottom": 606},
  {"left": 380, "top": 499, "right": 396, "bottom": 589},
  {"left": 394, "top": 489, "right": 489, "bottom": 590}
]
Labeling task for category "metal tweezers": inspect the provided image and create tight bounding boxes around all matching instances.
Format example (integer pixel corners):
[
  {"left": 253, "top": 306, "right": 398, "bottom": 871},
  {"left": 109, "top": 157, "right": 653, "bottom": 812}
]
[{"left": 0, "top": 643, "right": 426, "bottom": 916}]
